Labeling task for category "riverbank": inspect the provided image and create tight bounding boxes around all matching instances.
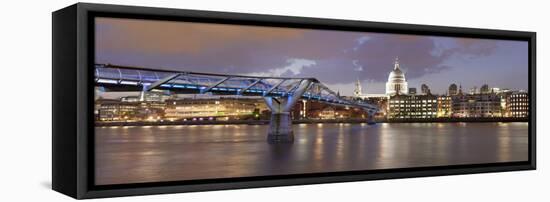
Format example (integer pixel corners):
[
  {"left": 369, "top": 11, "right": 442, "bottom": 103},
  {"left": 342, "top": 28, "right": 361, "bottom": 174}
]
[{"left": 95, "top": 117, "right": 528, "bottom": 126}]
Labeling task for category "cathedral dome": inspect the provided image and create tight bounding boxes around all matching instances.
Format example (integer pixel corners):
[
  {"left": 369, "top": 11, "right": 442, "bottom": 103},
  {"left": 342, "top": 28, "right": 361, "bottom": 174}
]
[
  {"left": 385, "top": 57, "right": 408, "bottom": 95},
  {"left": 388, "top": 66, "right": 405, "bottom": 81}
]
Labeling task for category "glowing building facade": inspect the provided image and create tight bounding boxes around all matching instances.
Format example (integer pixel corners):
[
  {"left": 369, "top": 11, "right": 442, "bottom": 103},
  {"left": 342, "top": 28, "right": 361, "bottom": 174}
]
[{"left": 506, "top": 91, "right": 529, "bottom": 118}]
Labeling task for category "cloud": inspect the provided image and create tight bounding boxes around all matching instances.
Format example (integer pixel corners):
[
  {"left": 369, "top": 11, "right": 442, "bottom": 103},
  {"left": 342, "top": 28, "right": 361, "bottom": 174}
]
[
  {"left": 96, "top": 17, "right": 360, "bottom": 76},
  {"left": 96, "top": 17, "right": 306, "bottom": 55},
  {"left": 290, "top": 33, "right": 458, "bottom": 84},
  {"left": 245, "top": 58, "right": 316, "bottom": 77},
  {"left": 454, "top": 38, "right": 498, "bottom": 56},
  {"left": 352, "top": 60, "right": 363, "bottom": 71},
  {"left": 96, "top": 18, "right": 500, "bottom": 86},
  {"left": 353, "top": 35, "right": 371, "bottom": 51}
]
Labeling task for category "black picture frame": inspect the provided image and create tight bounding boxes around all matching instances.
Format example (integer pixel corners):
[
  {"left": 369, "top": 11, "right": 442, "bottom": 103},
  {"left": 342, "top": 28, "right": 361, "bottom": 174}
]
[{"left": 52, "top": 3, "right": 536, "bottom": 199}]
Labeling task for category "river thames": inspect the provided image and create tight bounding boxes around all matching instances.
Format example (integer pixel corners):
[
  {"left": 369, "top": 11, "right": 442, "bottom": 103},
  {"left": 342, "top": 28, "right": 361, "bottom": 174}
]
[{"left": 95, "top": 122, "right": 528, "bottom": 185}]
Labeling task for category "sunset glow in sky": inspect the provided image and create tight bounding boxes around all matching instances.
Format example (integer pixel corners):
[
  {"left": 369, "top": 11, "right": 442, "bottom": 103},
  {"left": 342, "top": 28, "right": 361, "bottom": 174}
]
[{"left": 96, "top": 17, "right": 528, "bottom": 96}]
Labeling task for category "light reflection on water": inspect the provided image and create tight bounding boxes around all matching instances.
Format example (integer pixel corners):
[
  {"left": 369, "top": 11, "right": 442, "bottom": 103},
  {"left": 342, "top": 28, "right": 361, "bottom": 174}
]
[{"left": 95, "top": 122, "right": 528, "bottom": 185}]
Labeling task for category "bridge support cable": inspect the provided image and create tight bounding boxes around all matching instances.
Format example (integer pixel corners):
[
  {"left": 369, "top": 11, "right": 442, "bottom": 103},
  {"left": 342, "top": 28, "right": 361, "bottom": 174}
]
[
  {"left": 286, "top": 79, "right": 305, "bottom": 95},
  {"left": 264, "top": 79, "right": 287, "bottom": 96},
  {"left": 145, "top": 73, "right": 182, "bottom": 91},
  {"left": 201, "top": 76, "right": 232, "bottom": 93},
  {"left": 239, "top": 79, "right": 262, "bottom": 95}
]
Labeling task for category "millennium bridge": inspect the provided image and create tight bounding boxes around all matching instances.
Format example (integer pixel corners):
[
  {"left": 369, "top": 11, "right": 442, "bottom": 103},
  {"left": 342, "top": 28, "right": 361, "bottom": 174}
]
[{"left": 94, "top": 64, "right": 379, "bottom": 143}]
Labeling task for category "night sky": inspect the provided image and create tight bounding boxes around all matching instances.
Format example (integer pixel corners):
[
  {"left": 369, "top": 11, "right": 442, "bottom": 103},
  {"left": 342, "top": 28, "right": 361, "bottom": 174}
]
[{"left": 96, "top": 17, "right": 528, "bottom": 96}]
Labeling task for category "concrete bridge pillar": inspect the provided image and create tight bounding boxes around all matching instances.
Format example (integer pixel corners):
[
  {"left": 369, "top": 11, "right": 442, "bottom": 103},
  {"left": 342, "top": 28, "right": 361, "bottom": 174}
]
[
  {"left": 264, "top": 80, "right": 312, "bottom": 143},
  {"left": 266, "top": 112, "right": 293, "bottom": 142}
]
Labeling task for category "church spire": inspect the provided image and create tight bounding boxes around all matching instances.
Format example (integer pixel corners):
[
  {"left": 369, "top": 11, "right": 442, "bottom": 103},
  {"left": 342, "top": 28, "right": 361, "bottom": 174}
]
[{"left": 354, "top": 78, "right": 362, "bottom": 97}]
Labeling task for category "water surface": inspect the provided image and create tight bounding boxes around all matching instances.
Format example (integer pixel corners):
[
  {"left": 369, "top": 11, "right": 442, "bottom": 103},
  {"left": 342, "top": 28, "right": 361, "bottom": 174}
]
[{"left": 95, "top": 122, "right": 528, "bottom": 185}]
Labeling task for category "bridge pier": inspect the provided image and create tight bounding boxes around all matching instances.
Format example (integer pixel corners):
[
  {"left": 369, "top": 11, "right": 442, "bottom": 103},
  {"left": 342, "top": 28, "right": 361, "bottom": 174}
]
[
  {"left": 264, "top": 80, "right": 312, "bottom": 143},
  {"left": 367, "top": 112, "right": 376, "bottom": 125},
  {"left": 267, "top": 112, "right": 294, "bottom": 142}
]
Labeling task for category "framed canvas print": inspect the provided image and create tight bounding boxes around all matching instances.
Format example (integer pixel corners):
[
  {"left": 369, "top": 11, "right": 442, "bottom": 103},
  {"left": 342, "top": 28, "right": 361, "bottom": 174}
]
[{"left": 52, "top": 3, "right": 536, "bottom": 199}]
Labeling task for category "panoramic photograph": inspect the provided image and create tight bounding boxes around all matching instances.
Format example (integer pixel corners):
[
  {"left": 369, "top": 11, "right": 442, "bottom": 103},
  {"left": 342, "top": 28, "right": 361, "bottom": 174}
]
[{"left": 94, "top": 17, "right": 529, "bottom": 185}]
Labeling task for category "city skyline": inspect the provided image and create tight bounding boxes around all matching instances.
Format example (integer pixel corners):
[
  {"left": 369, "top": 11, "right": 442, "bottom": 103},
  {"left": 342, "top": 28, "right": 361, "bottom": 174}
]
[{"left": 96, "top": 17, "right": 528, "bottom": 96}]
